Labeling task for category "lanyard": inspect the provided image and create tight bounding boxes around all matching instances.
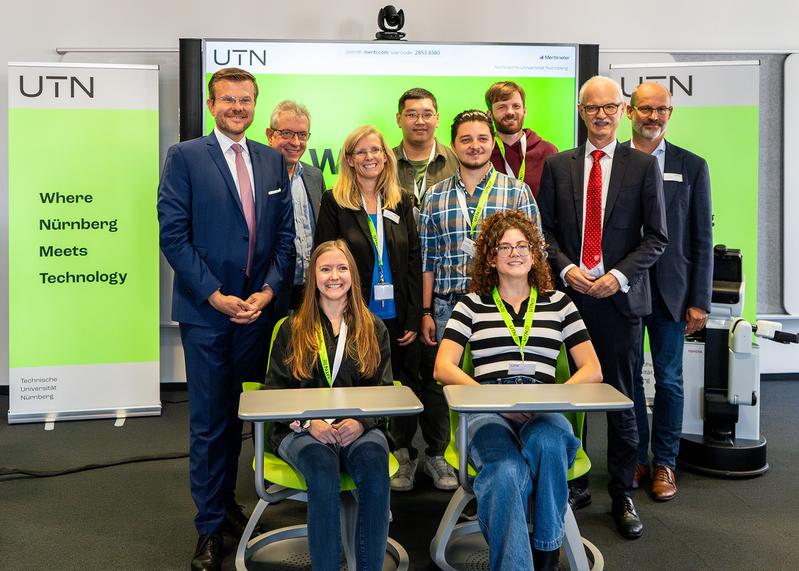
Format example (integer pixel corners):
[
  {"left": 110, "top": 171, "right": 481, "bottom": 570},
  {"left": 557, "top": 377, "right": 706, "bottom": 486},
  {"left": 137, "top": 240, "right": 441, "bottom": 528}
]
[
  {"left": 403, "top": 143, "right": 437, "bottom": 201},
  {"left": 492, "top": 286, "right": 537, "bottom": 361},
  {"left": 362, "top": 194, "right": 385, "bottom": 282},
  {"left": 495, "top": 132, "right": 527, "bottom": 182},
  {"left": 456, "top": 169, "right": 498, "bottom": 238},
  {"left": 317, "top": 319, "right": 348, "bottom": 387}
]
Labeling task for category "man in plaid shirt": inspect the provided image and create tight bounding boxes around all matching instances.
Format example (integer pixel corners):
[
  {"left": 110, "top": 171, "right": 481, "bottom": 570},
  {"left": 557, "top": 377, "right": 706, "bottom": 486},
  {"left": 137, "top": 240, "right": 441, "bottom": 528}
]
[{"left": 419, "top": 109, "right": 540, "bottom": 347}]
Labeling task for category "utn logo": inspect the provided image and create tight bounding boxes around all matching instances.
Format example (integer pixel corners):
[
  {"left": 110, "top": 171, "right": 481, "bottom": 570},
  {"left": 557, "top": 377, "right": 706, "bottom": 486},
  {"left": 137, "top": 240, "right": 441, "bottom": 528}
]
[
  {"left": 621, "top": 75, "right": 693, "bottom": 98},
  {"left": 20, "top": 75, "right": 94, "bottom": 98},
  {"left": 213, "top": 49, "right": 267, "bottom": 67}
]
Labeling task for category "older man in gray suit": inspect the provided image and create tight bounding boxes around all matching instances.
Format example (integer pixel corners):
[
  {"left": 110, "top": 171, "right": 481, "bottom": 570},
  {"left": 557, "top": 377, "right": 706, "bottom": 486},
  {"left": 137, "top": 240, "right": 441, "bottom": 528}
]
[{"left": 267, "top": 100, "right": 326, "bottom": 314}]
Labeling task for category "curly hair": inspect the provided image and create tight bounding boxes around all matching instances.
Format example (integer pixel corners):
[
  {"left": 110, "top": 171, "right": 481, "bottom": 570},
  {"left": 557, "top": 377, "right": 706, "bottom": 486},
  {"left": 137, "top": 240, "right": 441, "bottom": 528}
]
[{"left": 469, "top": 210, "right": 554, "bottom": 295}]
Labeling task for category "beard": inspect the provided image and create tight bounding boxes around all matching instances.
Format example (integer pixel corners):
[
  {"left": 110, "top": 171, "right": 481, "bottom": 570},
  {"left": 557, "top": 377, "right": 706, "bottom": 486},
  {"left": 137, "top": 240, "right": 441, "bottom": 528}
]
[
  {"left": 495, "top": 116, "right": 523, "bottom": 135},
  {"left": 636, "top": 121, "right": 665, "bottom": 140}
]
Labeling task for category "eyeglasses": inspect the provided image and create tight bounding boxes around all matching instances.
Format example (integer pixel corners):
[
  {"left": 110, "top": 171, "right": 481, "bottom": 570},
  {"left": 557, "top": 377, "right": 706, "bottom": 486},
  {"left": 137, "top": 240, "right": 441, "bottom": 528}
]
[
  {"left": 351, "top": 147, "right": 384, "bottom": 158},
  {"left": 582, "top": 103, "right": 623, "bottom": 115},
  {"left": 495, "top": 242, "right": 531, "bottom": 257},
  {"left": 272, "top": 129, "right": 310, "bottom": 141},
  {"left": 216, "top": 95, "right": 255, "bottom": 107},
  {"left": 633, "top": 105, "right": 673, "bottom": 117},
  {"left": 403, "top": 110, "right": 437, "bottom": 122}
]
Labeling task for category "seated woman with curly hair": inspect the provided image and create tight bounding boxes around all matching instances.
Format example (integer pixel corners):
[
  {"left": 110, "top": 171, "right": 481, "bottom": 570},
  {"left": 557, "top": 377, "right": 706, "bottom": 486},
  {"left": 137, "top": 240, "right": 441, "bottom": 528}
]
[{"left": 434, "top": 210, "right": 602, "bottom": 571}]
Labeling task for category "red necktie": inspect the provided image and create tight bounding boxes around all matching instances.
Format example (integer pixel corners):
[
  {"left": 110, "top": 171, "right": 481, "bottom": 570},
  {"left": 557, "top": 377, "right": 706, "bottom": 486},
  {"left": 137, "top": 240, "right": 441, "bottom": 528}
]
[
  {"left": 582, "top": 149, "right": 605, "bottom": 269},
  {"left": 232, "top": 143, "right": 256, "bottom": 277}
]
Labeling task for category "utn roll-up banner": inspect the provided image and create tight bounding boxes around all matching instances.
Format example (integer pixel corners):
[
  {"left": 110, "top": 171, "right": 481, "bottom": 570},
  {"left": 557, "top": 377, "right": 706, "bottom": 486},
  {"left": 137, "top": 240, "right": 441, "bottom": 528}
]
[
  {"left": 607, "top": 60, "right": 760, "bottom": 399},
  {"left": 8, "top": 63, "right": 161, "bottom": 424}
]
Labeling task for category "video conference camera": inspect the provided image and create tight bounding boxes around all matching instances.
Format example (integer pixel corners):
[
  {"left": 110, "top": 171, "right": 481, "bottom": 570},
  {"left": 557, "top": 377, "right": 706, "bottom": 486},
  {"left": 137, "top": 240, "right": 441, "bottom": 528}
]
[{"left": 376, "top": 5, "right": 406, "bottom": 41}]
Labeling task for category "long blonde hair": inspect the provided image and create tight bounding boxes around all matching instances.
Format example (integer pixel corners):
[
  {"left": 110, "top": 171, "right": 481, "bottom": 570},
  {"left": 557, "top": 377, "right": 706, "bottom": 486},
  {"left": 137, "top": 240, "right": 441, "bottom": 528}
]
[
  {"left": 286, "top": 240, "right": 382, "bottom": 380},
  {"left": 332, "top": 125, "right": 402, "bottom": 210}
]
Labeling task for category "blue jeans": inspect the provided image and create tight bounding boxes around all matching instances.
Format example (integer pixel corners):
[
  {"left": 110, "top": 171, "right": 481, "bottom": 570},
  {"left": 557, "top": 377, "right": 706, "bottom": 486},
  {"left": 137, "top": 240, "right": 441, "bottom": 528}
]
[
  {"left": 462, "top": 411, "right": 580, "bottom": 569},
  {"left": 278, "top": 428, "right": 390, "bottom": 571},
  {"left": 433, "top": 296, "right": 458, "bottom": 343},
  {"left": 633, "top": 295, "right": 686, "bottom": 468}
]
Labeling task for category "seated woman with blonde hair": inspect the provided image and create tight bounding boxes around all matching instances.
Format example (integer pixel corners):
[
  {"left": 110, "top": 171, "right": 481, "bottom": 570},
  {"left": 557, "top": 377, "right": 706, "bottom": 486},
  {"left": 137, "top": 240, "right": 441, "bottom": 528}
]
[
  {"left": 434, "top": 210, "right": 602, "bottom": 571},
  {"left": 266, "top": 239, "right": 393, "bottom": 571}
]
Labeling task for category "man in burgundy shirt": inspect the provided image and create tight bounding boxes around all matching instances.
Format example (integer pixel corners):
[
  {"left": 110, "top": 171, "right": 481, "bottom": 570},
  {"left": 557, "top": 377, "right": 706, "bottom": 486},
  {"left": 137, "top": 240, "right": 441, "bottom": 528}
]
[{"left": 486, "top": 81, "right": 558, "bottom": 198}]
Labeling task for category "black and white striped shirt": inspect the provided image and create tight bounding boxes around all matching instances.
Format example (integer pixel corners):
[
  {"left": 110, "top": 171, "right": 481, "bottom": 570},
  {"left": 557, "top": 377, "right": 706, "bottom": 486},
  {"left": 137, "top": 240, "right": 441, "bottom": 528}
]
[{"left": 443, "top": 290, "right": 591, "bottom": 383}]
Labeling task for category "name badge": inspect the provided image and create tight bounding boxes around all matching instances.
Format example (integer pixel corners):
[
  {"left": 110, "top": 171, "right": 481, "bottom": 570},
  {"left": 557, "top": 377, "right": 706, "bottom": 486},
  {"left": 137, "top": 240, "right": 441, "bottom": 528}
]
[
  {"left": 383, "top": 210, "right": 400, "bottom": 224},
  {"left": 373, "top": 283, "right": 394, "bottom": 301},
  {"left": 663, "top": 173, "right": 683, "bottom": 182},
  {"left": 461, "top": 238, "right": 476, "bottom": 257},
  {"left": 508, "top": 361, "right": 536, "bottom": 376}
]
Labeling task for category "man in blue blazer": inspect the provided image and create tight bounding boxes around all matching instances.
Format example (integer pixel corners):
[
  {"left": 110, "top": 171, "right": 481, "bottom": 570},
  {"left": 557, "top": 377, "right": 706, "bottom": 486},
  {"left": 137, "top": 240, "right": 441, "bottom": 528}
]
[
  {"left": 158, "top": 68, "right": 294, "bottom": 571},
  {"left": 625, "top": 82, "right": 713, "bottom": 502},
  {"left": 538, "top": 76, "right": 667, "bottom": 540}
]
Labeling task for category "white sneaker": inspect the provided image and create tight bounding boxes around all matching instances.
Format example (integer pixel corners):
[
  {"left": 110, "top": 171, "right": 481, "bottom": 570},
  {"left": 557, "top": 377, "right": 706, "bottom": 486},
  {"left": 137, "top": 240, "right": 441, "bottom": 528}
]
[
  {"left": 424, "top": 455, "right": 458, "bottom": 490},
  {"left": 391, "top": 448, "right": 418, "bottom": 492}
]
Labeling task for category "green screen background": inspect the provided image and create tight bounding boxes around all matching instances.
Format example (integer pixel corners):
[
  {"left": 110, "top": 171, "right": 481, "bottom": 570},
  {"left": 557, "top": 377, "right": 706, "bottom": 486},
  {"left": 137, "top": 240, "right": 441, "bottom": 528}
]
[
  {"left": 8, "top": 108, "right": 160, "bottom": 367},
  {"left": 205, "top": 74, "right": 577, "bottom": 185}
]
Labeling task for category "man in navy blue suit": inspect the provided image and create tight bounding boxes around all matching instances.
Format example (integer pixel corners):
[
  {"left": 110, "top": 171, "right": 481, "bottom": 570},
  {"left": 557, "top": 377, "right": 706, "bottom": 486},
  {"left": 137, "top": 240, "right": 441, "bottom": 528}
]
[
  {"left": 626, "top": 82, "right": 713, "bottom": 501},
  {"left": 158, "top": 67, "right": 294, "bottom": 571}
]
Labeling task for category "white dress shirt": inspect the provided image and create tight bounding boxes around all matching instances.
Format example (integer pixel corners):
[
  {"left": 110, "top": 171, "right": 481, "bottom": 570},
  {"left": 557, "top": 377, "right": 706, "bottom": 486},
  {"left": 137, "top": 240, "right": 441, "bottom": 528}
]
[
  {"left": 560, "top": 140, "right": 630, "bottom": 293},
  {"left": 214, "top": 127, "right": 256, "bottom": 202}
]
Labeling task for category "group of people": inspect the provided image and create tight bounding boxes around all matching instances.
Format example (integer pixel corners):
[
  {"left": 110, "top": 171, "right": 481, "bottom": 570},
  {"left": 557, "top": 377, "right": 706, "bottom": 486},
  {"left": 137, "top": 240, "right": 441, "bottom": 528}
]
[{"left": 158, "top": 66, "right": 713, "bottom": 571}]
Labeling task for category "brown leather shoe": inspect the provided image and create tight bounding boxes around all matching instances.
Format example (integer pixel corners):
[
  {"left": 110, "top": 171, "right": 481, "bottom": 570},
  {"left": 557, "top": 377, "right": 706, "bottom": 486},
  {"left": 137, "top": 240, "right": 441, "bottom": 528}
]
[
  {"left": 651, "top": 464, "right": 677, "bottom": 501},
  {"left": 632, "top": 463, "right": 650, "bottom": 490}
]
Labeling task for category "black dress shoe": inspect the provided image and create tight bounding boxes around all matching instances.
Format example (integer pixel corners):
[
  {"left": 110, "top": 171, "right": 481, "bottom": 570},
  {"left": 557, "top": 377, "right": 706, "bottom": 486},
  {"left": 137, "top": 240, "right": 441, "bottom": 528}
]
[
  {"left": 191, "top": 534, "right": 223, "bottom": 571},
  {"left": 221, "top": 503, "right": 265, "bottom": 539},
  {"left": 612, "top": 496, "right": 643, "bottom": 539},
  {"left": 568, "top": 484, "right": 592, "bottom": 511},
  {"left": 533, "top": 547, "right": 561, "bottom": 570}
]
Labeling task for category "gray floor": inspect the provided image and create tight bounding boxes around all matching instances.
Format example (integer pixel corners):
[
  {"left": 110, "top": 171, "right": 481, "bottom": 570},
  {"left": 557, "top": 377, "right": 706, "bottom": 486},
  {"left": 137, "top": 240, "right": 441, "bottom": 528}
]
[{"left": 1, "top": 381, "right": 798, "bottom": 570}]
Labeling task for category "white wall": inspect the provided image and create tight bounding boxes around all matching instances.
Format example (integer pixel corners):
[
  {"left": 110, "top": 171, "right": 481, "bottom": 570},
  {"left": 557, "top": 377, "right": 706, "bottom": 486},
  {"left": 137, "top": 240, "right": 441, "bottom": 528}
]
[{"left": 3, "top": 0, "right": 799, "bottom": 384}]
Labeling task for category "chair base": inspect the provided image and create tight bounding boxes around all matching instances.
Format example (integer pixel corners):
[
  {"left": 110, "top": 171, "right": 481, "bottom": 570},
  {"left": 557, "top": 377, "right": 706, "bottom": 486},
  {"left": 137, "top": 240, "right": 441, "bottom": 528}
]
[
  {"left": 430, "top": 487, "right": 604, "bottom": 571},
  {"left": 236, "top": 496, "right": 409, "bottom": 571}
]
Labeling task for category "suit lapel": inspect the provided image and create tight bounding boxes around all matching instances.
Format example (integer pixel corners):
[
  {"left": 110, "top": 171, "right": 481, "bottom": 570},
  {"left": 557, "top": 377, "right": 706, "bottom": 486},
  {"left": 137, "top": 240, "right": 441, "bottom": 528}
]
[
  {"left": 206, "top": 134, "right": 244, "bottom": 217},
  {"left": 604, "top": 141, "right": 627, "bottom": 226},
  {"left": 247, "top": 140, "right": 267, "bottom": 228},
  {"left": 355, "top": 207, "right": 373, "bottom": 256},
  {"left": 570, "top": 145, "right": 585, "bottom": 230},
  {"left": 663, "top": 141, "right": 683, "bottom": 211},
  {"left": 300, "top": 166, "right": 320, "bottom": 220}
]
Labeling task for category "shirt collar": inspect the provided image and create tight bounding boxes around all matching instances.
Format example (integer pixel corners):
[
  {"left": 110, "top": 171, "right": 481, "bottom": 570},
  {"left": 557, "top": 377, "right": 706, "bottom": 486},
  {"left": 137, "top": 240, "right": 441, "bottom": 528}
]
[
  {"left": 214, "top": 127, "right": 248, "bottom": 156},
  {"left": 455, "top": 165, "right": 495, "bottom": 190},
  {"left": 292, "top": 161, "right": 305, "bottom": 181},
  {"left": 630, "top": 137, "right": 666, "bottom": 157},
  {"left": 586, "top": 139, "right": 617, "bottom": 159}
]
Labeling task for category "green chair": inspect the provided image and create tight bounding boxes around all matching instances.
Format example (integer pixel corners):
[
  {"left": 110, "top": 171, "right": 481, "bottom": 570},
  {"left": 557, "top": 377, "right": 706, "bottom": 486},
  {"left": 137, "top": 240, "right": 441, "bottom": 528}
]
[
  {"left": 236, "top": 317, "right": 408, "bottom": 571},
  {"left": 429, "top": 345, "right": 604, "bottom": 571}
]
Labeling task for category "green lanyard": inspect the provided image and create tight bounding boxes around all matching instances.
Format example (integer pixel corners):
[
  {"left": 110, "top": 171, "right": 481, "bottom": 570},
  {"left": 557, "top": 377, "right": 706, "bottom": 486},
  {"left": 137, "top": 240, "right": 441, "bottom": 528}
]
[
  {"left": 495, "top": 134, "right": 527, "bottom": 182},
  {"left": 459, "top": 169, "right": 499, "bottom": 239},
  {"left": 363, "top": 194, "right": 385, "bottom": 281},
  {"left": 492, "top": 286, "right": 537, "bottom": 361},
  {"left": 317, "top": 320, "right": 347, "bottom": 387}
]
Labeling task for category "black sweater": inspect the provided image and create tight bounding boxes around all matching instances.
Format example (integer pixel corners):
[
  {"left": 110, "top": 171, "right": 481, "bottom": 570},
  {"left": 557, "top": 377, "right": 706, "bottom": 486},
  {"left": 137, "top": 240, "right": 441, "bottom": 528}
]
[{"left": 265, "top": 313, "right": 394, "bottom": 452}]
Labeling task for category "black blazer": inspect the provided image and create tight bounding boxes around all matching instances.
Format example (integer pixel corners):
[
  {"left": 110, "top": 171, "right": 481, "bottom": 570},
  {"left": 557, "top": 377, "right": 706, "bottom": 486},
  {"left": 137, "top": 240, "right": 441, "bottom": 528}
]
[
  {"left": 621, "top": 141, "right": 713, "bottom": 321},
  {"left": 314, "top": 190, "right": 422, "bottom": 332},
  {"left": 538, "top": 142, "right": 668, "bottom": 318},
  {"left": 265, "top": 314, "right": 393, "bottom": 452}
]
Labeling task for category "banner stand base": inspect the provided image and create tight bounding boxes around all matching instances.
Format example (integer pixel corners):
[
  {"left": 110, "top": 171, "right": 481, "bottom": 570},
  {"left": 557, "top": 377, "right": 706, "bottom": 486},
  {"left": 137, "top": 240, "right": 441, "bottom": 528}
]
[{"left": 8, "top": 404, "right": 162, "bottom": 425}]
